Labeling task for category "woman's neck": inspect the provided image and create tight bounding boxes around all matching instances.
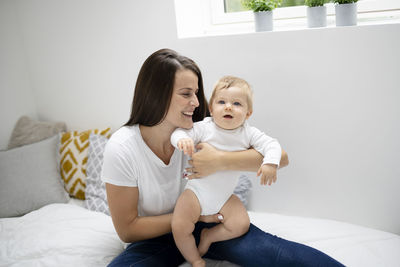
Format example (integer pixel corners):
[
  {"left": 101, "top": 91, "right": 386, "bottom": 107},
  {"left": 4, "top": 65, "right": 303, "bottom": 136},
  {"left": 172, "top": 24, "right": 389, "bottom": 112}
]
[{"left": 139, "top": 123, "right": 176, "bottom": 165}]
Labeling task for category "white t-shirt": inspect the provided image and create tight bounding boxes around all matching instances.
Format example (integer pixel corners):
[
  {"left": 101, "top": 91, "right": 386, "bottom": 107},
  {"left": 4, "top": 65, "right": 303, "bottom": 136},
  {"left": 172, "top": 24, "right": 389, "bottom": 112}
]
[
  {"left": 170, "top": 117, "right": 281, "bottom": 215},
  {"left": 101, "top": 125, "right": 187, "bottom": 216}
]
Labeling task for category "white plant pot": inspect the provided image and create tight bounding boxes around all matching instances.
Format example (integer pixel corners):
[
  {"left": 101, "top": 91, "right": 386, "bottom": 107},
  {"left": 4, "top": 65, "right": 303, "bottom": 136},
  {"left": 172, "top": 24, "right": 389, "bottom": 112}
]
[
  {"left": 335, "top": 2, "right": 357, "bottom": 26},
  {"left": 307, "top": 6, "right": 327, "bottom": 28},
  {"left": 254, "top": 11, "right": 273, "bottom": 32}
]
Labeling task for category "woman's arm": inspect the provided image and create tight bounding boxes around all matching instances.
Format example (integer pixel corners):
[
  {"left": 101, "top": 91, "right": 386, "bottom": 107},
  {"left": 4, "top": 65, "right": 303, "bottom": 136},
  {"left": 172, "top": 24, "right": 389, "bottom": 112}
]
[
  {"left": 187, "top": 143, "right": 289, "bottom": 178},
  {"left": 279, "top": 149, "right": 289, "bottom": 168},
  {"left": 105, "top": 183, "right": 172, "bottom": 243}
]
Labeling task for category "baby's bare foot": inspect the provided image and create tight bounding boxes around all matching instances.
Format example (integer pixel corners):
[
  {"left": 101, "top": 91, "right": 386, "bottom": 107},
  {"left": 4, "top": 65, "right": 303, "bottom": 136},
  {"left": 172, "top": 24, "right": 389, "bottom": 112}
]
[
  {"left": 198, "top": 228, "right": 212, "bottom": 257},
  {"left": 192, "top": 258, "right": 206, "bottom": 267}
]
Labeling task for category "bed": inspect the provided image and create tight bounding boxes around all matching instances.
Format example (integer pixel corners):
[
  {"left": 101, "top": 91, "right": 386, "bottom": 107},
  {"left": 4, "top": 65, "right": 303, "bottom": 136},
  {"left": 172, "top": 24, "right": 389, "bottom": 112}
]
[
  {"left": 1, "top": 198, "right": 399, "bottom": 267},
  {"left": 1, "top": 117, "right": 400, "bottom": 266}
]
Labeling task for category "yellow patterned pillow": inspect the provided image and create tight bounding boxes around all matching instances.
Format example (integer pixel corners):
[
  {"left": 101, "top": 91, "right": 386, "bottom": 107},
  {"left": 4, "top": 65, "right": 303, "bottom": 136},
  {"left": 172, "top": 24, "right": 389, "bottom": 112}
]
[{"left": 59, "top": 128, "right": 111, "bottom": 199}]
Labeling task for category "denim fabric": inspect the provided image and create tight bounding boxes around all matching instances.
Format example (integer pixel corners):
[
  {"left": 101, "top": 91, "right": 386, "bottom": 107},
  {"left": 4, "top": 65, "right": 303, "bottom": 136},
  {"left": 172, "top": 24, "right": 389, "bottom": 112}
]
[{"left": 108, "top": 223, "right": 345, "bottom": 267}]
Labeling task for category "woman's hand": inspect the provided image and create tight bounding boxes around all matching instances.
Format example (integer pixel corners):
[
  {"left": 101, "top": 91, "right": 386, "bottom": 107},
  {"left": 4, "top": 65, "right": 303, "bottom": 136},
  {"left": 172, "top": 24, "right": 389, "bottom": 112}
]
[
  {"left": 198, "top": 213, "right": 224, "bottom": 223},
  {"left": 186, "top": 143, "right": 223, "bottom": 179}
]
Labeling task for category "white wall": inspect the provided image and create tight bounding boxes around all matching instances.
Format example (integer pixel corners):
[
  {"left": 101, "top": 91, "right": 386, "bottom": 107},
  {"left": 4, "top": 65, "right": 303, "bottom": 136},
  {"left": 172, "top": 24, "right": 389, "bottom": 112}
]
[
  {"left": 12, "top": 0, "right": 178, "bottom": 131},
  {"left": 0, "top": 0, "right": 37, "bottom": 150},
  {"left": 178, "top": 25, "right": 400, "bottom": 233},
  {"left": 175, "top": 25, "right": 400, "bottom": 235},
  {"left": 3, "top": 0, "right": 400, "bottom": 234}
]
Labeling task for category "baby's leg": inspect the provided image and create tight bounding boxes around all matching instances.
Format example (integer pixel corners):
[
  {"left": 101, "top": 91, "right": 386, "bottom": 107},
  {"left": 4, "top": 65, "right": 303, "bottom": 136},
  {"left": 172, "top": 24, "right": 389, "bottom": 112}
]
[
  {"left": 198, "top": 194, "right": 250, "bottom": 257},
  {"left": 171, "top": 189, "right": 204, "bottom": 267}
]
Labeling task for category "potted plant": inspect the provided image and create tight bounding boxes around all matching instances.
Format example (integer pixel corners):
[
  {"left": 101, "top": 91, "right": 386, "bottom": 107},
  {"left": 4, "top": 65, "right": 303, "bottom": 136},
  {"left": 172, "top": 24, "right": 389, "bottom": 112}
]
[
  {"left": 334, "top": 0, "right": 358, "bottom": 26},
  {"left": 305, "top": 0, "right": 327, "bottom": 28},
  {"left": 242, "top": 0, "right": 282, "bottom": 32}
]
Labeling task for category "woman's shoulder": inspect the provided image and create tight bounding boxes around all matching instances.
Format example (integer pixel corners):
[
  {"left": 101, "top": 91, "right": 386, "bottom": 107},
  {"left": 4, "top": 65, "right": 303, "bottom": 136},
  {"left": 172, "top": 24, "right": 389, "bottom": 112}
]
[
  {"left": 105, "top": 125, "right": 142, "bottom": 155},
  {"left": 109, "top": 125, "right": 139, "bottom": 144}
]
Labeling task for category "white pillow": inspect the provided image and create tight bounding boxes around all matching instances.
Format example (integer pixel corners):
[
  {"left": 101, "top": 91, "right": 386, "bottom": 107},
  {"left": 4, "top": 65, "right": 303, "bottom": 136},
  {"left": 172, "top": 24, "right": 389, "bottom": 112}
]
[{"left": 0, "top": 135, "right": 69, "bottom": 218}]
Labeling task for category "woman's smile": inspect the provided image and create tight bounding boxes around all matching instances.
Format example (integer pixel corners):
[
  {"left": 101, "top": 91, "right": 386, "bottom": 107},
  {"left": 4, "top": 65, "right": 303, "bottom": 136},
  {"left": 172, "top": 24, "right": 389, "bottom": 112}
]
[{"left": 182, "top": 111, "right": 194, "bottom": 117}]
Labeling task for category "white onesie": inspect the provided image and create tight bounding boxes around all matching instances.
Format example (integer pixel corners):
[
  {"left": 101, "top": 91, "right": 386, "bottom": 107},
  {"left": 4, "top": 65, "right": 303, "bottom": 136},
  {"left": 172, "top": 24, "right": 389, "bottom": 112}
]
[{"left": 170, "top": 117, "right": 281, "bottom": 215}]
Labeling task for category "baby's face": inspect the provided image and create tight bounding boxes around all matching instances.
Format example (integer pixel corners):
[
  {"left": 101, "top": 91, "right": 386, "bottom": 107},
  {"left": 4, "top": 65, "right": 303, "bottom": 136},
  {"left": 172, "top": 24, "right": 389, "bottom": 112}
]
[{"left": 210, "top": 86, "right": 251, "bottom": 130}]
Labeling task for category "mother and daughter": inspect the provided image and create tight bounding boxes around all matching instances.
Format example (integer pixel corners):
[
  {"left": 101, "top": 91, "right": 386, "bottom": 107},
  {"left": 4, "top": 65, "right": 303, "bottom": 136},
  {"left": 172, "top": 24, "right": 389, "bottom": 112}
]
[{"left": 102, "top": 48, "right": 344, "bottom": 266}]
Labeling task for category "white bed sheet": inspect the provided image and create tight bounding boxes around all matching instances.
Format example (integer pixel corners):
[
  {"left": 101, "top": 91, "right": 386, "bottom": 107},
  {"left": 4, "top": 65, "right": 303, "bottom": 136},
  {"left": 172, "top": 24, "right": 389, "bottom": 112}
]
[
  {"left": 0, "top": 203, "right": 124, "bottom": 267},
  {"left": 247, "top": 211, "right": 400, "bottom": 267},
  {"left": 1, "top": 203, "right": 399, "bottom": 267}
]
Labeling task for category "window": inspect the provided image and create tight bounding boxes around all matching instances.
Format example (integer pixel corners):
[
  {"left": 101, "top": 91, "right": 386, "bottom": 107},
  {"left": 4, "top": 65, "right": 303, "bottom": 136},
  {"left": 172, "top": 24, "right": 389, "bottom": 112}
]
[{"left": 174, "top": 0, "right": 400, "bottom": 38}]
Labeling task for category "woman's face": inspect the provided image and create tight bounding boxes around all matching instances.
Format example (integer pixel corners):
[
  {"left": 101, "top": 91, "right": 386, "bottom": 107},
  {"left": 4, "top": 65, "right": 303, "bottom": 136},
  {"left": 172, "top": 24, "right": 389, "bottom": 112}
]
[{"left": 164, "top": 68, "right": 199, "bottom": 130}]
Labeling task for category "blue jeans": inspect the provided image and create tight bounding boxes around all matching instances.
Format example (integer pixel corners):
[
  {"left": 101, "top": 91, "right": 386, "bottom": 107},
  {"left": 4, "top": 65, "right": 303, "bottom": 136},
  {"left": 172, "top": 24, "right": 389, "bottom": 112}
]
[{"left": 108, "top": 222, "right": 345, "bottom": 267}]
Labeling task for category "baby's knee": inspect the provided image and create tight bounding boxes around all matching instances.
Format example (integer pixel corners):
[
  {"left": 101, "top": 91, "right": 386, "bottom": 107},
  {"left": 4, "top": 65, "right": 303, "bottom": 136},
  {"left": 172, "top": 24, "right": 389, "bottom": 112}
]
[
  {"left": 224, "top": 214, "right": 250, "bottom": 236},
  {"left": 172, "top": 217, "right": 195, "bottom": 235},
  {"left": 237, "top": 215, "right": 250, "bottom": 235}
]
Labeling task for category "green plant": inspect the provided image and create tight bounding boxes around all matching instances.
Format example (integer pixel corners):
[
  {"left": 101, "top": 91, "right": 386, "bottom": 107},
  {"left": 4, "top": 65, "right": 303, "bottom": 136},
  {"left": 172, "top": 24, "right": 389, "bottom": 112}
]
[
  {"left": 305, "top": 0, "right": 326, "bottom": 7},
  {"left": 241, "top": 0, "right": 282, "bottom": 12},
  {"left": 333, "top": 0, "right": 358, "bottom": 4}
]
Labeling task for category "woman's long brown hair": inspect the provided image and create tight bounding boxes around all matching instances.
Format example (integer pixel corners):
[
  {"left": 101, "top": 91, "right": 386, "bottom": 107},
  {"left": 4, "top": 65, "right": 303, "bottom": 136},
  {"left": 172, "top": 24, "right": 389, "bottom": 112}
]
[{"left": 125, "top": 48, "right": 209, "bottom": 127}]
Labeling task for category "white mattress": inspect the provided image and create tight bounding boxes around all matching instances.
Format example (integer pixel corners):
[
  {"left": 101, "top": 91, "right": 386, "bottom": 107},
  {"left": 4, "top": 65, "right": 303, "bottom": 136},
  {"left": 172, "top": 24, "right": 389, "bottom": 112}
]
[{"left": 1, "top": 202, "right": 399, "bottom": 267}]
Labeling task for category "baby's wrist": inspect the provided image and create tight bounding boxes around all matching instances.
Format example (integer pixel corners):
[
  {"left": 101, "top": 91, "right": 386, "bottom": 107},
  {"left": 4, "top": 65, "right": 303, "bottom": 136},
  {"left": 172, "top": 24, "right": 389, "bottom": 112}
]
[{"left": 262, "top": 163, "right": 278, "bottom": 168}]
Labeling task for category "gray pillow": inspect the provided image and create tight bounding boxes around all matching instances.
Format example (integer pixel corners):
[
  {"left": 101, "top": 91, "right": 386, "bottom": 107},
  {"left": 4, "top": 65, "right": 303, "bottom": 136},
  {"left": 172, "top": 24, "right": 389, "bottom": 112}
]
[
  {"left": 8, "top": 116, "right": 67, "bottom": 149},
  {"left": 0, "top": 135, "right": 70, "bottom": 218},
  {"left": 85, "top": 134, "right": 110, "bottom": 215},
  {"left": 234, "top": 174, "right": 252, "bottom": 207}
]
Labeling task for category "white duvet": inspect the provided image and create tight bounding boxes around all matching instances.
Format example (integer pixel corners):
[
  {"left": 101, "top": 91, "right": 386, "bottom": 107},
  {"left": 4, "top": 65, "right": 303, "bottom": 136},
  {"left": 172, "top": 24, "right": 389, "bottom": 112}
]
[
  {"left": 0, "top": 204, "right": 124, "bottom": 267},
  {"left": 1, "top": 203, "right": 399, "bottom": 267}
]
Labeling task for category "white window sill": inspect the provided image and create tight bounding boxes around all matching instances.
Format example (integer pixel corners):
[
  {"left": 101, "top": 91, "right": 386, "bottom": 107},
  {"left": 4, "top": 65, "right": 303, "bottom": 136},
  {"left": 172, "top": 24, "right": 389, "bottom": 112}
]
[{"left": 201, "top": 10, "right": 400, "bottom": 38}]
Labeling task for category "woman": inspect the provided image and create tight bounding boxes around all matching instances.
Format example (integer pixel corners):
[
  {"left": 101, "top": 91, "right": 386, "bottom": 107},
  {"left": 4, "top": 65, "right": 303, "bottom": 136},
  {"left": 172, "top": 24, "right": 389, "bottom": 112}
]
[{"left": 102, "top": 48, "right": 344, "bottom": 266}]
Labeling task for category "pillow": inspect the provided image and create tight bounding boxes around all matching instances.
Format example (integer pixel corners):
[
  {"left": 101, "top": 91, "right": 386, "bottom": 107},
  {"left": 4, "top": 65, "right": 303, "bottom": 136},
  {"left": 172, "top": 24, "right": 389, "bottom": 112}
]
[
  {"left": 0, "top": 135, "right": 70, "bottom": 218},
  {"left": 85, "top": 133, "right": 110, "bottom": 215},
  {"left": 234, "top": 174, "right": 252, "bottom": 207},
  {"left": 8, "top": 116, "right": 67, "bottom": 149},
  {"left": 59, "top": 128, "right": 111, "bottom": 199}
]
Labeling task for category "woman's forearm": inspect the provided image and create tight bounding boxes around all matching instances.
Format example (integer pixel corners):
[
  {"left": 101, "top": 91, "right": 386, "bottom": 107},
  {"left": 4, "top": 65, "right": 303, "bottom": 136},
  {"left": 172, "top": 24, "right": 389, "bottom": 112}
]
[
  {"left": 219, "top": 148, "right": 263, "bottom": 172},
  {"left": 279, "top": 149, "right": 289, "bottom": 169},
  {"left": 121, "top": 213, "right": 173, "bottom": 243},
  {"left": 220, "top": 148, "right": 289, "bottom": 171},
  {"left": 106, "top": 183, "right": 173, "bottom": 243},
  {"left": 189, "top": 143, "right": 289, "bottom": 178}
]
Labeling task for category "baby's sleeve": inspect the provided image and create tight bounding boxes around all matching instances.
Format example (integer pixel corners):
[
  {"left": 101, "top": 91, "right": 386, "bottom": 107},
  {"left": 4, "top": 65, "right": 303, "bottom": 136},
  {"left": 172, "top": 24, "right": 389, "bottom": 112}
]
[
  {"left": 170, "top": 128, "right": 194, "bottom": 148},
  {"left": 249, "top": 127, "right": 282, "bottom": 167}
]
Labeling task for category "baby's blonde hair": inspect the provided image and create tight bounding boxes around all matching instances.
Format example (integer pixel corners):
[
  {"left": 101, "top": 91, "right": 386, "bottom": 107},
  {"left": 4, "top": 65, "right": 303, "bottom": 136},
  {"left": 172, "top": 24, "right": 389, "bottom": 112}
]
[{"left": 209, "top": 76, "right": 253, "bottom": 112}]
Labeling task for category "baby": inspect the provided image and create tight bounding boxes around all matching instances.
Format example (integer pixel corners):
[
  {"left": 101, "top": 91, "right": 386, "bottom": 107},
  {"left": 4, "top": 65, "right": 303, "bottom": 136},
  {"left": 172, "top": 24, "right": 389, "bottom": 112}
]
[{"left": 171, "top": 75, "right": 282, "bottom": 267}]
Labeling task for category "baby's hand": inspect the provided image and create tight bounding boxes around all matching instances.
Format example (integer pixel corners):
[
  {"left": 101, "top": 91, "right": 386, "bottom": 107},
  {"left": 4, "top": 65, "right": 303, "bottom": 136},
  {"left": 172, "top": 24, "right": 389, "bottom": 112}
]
[
  {"left": 257, "top": 164, "right": 277, "bottom": 186},
  {"left": 177, "top": 138, "right": 195, "bottom": 156}
]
